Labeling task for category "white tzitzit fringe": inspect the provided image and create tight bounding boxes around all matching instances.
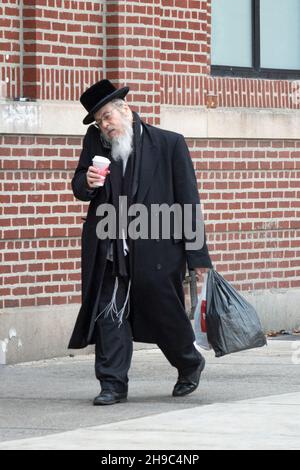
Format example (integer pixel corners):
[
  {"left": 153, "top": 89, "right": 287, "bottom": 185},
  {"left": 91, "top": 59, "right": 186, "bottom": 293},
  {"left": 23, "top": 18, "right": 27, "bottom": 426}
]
[{"left": 94, "top": 277, "right": 131, "bottom": 327}]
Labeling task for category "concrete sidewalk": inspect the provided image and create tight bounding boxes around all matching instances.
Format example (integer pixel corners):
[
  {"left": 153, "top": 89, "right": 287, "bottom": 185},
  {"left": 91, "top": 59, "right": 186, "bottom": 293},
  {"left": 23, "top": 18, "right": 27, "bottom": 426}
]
[{"left": 0, "top": 338, "right": 300, "bottom": 450}]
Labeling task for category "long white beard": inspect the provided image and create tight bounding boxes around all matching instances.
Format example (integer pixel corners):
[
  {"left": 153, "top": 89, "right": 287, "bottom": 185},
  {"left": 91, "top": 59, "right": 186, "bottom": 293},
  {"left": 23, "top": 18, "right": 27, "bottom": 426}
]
[{"left": 102, "top": 114, "right": 133, "bottom": 172}]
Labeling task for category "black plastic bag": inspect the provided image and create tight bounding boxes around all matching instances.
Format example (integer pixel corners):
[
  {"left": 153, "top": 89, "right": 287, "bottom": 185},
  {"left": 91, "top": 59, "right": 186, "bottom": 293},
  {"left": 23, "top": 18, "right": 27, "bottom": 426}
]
[{"left": 206, "top": 270, "right": 267, "bottom": 357}]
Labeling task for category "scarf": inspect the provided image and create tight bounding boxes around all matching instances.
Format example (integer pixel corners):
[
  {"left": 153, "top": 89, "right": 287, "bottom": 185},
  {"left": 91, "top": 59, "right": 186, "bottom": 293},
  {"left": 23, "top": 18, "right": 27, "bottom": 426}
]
[{"left": 95, "top": 112, "right": 143, "bottom": 326}]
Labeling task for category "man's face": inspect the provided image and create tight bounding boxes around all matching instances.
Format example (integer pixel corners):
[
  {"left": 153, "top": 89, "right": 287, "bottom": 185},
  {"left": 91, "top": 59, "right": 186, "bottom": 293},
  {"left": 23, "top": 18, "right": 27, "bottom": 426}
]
[{"left": 94, "top": 102, "right": 131, "bottom": 141}]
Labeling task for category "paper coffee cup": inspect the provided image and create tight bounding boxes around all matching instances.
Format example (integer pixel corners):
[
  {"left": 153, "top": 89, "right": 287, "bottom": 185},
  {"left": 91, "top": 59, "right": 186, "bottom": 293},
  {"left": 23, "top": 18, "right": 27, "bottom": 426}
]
[{"left": 92, "top": 155, "right": 110, "bottom": 187}]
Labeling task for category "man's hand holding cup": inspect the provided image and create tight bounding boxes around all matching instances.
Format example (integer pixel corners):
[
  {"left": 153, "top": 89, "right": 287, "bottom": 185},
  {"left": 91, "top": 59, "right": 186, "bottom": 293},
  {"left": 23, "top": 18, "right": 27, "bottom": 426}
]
[{"left": 87, "top": 156, "right": 111, "bottom": 188}]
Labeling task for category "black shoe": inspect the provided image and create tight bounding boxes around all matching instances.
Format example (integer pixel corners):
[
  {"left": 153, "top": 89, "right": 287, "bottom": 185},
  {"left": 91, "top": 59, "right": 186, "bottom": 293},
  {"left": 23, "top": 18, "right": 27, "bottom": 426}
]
[
  {"left": 93, "top": 390, "right": 128, "bottom": 406},
  {"left": 172, "top": 356, "right": 206, "bottom": 397}
]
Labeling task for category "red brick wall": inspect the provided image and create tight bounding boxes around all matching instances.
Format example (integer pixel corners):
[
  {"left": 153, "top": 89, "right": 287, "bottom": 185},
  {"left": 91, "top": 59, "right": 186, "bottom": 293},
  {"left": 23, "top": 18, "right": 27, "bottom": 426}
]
[
  {"left": 0, "top": 0, "right": 21, "bottom": 98},
  {"left": 0, "top": 0, "right": 103, "bottom": 100},
  {"left": 1, "top": 135, "right": 300, "bottom": 309},
  {"left": 2, "top": 0, "right": 298, "bottom": 108},
  {"left": 0, "top": 134, "right": 85, "bottom": 309},
  {"left": 161, "top": 0, "right": 208, "bottom": 107},
  {"left": 1, "top": 0, "right": 299, "bottom": 311},
  {"left": 191, "top": 138, "right": 300, "bottom": 291},
  {"left": 105, "top": 0, "right": 161, "bottom": 124},
  {"left": 23, "top": 0, "right": 103, "bottom": 100}
]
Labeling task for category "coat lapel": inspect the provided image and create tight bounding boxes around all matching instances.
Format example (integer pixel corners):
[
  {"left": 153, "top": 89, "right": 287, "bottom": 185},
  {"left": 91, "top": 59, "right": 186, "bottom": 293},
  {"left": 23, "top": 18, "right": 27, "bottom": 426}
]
[
  {"left": 108, "top": 158, "right": 122, "bottom": 202},
  {"left": 134, "top": 123, "right": 158, "bottom": 204}
]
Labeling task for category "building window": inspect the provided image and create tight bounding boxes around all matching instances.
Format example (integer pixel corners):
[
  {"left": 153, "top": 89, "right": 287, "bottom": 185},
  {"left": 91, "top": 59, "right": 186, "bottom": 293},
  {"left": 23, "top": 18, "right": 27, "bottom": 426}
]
[{"left": 211, "top": 0, "right": 300, "bottom": 79}]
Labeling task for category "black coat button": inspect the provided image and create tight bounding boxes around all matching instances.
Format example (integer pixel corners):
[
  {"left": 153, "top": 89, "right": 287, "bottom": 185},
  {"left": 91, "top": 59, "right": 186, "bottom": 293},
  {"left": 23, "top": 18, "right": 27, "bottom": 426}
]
[{"left": 156, "top": 264, "right": 162, "bottom": 270}]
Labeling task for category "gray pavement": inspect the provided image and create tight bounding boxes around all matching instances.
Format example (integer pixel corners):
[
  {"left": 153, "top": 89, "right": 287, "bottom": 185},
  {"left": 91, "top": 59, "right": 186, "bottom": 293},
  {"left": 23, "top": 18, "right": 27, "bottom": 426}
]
[{"left": 0, "top": 338, "right": 300, "bottom": 450}]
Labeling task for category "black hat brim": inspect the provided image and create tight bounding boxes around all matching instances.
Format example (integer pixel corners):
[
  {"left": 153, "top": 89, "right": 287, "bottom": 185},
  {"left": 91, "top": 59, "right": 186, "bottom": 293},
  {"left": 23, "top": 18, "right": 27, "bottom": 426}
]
[{"left": 82, "top": 86, "right": 130, "bottom": 125}]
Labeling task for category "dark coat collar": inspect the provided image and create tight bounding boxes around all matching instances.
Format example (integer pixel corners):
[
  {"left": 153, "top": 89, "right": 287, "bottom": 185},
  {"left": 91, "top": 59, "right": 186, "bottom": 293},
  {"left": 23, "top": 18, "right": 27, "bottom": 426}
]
[
  {"left": 102, "top": 112, "right": 158, "bottom": 205},
  {"left": 132, "top": 112, "right": 158, "bottom": 204}
]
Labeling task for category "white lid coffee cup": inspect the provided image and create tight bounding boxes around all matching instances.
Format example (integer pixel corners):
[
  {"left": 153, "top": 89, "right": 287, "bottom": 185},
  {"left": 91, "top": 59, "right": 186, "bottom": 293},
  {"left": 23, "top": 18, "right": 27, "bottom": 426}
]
[
  {"left": 92, "top": 155, "right": 110, "bottom": 169},
  {"left": 92, "top": 155, "right": 110, "bottom": 187}
]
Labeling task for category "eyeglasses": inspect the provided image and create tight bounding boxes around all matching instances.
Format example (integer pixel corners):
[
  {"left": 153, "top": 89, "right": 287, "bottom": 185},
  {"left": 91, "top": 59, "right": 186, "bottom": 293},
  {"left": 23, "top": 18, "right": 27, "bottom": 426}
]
[{"left": 95, "top": 109, "right": 114, "bottom": 127}]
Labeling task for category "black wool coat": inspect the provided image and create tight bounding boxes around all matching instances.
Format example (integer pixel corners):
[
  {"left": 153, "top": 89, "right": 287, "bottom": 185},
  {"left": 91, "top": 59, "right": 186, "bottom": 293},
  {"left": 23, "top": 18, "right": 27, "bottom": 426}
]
[{"left": 68, "top": 113, "right": 213, "bottom": 350}]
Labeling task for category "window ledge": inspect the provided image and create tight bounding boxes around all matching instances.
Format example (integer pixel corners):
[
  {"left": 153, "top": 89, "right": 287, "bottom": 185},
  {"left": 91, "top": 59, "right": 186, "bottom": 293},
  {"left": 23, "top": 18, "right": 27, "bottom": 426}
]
[{"left": 160, "top": 105, "right": 300, "bottom": 139}]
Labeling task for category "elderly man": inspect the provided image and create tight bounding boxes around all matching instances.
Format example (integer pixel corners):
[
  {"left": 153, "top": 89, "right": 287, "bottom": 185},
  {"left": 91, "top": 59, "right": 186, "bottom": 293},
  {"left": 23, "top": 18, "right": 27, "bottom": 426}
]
[{"left": 69, "top": 79, "right": 213, "bottom": 405}]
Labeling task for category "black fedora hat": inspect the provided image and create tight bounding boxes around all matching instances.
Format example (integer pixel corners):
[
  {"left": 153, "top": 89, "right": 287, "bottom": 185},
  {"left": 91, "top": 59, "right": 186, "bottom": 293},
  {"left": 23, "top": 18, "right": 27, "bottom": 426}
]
[{"left": 80, "top": 79, "right": 130, "bottom": 125}]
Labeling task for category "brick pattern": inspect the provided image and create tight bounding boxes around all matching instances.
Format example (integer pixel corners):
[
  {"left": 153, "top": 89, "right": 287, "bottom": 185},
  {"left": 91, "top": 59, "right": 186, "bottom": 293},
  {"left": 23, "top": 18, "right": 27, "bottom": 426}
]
[
  {"left": 1, "top": 1, "right": 300, "bottom": 311},
  {"left": 205, "top": 77, "right": 299, "bottom": 109},
  {"left": 161, "top": 0, "right": 208, "bottom": 107},
  {"left": 105, "top": 0, "right": 161, "bottom": 125},
  {"left": 1, "top": 135, "right": 300, "bottom": 308},
  {"left": 189, "top": 138, "right": 300, "bottom": 291},
  {"left": 23, "top": 0, "right": 103, "bottom": 100},
  {"left": 0, "top": 0, "right": 21, "bottom": 99},
  {"left": 2, "top": 0, "right": 299, "bottom": 109},
  {"left": 0, "top": 135, "right": 87, "bottom": 309},
  {"left": 162, "top": 74, "right": 300, "bottom": 109}
]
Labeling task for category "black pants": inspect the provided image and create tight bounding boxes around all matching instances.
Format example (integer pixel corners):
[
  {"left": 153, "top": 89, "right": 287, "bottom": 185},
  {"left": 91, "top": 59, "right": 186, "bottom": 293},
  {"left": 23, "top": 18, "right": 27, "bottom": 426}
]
[{"left": 95, "top": 261, "right": 203, "bottom": 393}]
